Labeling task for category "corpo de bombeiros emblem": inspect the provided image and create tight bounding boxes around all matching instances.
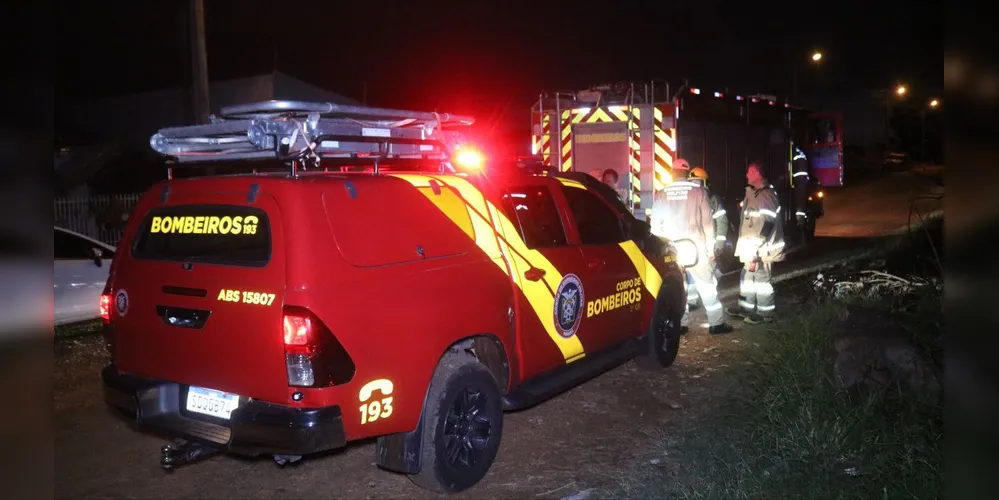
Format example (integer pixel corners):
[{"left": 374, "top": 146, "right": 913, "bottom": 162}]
[
  {"left": 553, "top": 274, "right": 584, "bottom": 338},
  {"left": 114, "top": 289, "right": 129, "bottom": 317}
]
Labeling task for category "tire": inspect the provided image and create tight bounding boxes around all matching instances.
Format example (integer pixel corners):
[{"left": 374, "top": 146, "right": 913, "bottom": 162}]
[
  {"left": 636, "top": 280, "right": 684, "bottom": 369},
  {"left": 408, "top": 351, "right": 504, "bottom": 493}
]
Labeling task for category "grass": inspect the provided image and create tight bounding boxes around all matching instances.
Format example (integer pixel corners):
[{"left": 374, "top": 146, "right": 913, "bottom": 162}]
[
  {"left": 612, "top": 289, "right": 943, "bottom": 500},
  {"left": 54, "top": 319, "right": 103, "bottom": 339}
]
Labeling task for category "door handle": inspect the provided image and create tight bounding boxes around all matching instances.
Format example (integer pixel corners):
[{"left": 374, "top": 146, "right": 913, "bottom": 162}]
[
  {"left": 524, "top": 267, "right": 546, "bottom": 282},
  {"left": 587, "top": 259, "right": 604, "bottom": 269}
]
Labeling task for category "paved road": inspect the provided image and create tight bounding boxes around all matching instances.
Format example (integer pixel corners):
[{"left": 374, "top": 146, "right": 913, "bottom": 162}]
[{"left": 815, "top": 164, "right": 943, "bottom": 238}]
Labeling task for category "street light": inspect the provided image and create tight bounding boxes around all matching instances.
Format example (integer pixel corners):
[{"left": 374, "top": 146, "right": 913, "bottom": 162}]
[
  {"left": 896, "top": 85, "right": 908, "bottom": 96},
  {"left": 929, "top": 98, "right": 939, "bottom": 108},
  {"left": 793, "top": 50, "right": 825, "bottom": 102}
]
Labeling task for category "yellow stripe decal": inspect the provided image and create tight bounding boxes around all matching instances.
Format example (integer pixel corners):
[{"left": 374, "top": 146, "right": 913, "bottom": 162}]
[
  {"left": 557, "top": 178, "right": 587, "bottom": 190},
  {"left": 618, "top": 241, "right": 663, "bottom": 299},
  {"left": 415, "top": 174, "right": 586, "bottom": 363},
  {"left": 663, "top": 128, "right": 677, "bottom": 152},
  {"left": 390, "top": 174, "right": 506, "bottom": 270}
]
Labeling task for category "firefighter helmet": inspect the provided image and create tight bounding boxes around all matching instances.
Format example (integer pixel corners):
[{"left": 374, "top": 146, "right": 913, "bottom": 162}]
[
  {"left": 689, "top": 167, "right": 708, "bottom": 182},
  {"left": 673, "top": 158, "right": 691, "bottom": 175}
]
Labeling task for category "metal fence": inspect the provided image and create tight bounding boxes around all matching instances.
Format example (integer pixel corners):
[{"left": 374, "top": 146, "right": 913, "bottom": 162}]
[{"left": 54, "top": 193, "right": 142, "bottom": 247}]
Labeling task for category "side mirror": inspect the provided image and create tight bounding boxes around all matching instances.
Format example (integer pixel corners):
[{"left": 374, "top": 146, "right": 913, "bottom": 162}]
[
  {"left": 671, "top": 238, "right": 700, "bottom": 268},
  {"left": 91, "top": 247, "right": 103, "bottom": 267}
]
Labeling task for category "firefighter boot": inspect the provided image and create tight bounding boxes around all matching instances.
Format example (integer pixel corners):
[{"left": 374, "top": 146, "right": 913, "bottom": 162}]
[
  {"left": 708, "top": 323, "right": 734, "bottom": 335},
  {"left": 726, "top": 306, "right": 750, "bottom": 318},
  {"left": 743, "top": 313, "right": 773, "bottom": 324}
]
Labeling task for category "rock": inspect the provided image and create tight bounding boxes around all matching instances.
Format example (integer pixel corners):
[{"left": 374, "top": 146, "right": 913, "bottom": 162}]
[{"left": 562, "top": 488, "right": 595, "bottom": 500}]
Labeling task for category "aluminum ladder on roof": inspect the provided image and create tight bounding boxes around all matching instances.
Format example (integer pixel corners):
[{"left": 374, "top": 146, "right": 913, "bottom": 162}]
[{"left": 149, "top": 100, "right": 476, "bottom": 175}]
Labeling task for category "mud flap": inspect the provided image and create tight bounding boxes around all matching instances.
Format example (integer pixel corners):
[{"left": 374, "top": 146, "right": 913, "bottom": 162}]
[{"left": 375, "top": 406, "right": 425, "bottom": 474}]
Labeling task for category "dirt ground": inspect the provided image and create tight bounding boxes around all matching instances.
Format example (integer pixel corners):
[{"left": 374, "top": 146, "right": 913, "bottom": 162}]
[{"left": 54, "top": 308, "right": 774, "bottom": 500}]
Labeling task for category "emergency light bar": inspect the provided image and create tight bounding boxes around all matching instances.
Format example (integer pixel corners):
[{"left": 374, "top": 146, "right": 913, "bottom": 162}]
[{"left": 149, "top": 100, "right": 476, "bottom": 168}]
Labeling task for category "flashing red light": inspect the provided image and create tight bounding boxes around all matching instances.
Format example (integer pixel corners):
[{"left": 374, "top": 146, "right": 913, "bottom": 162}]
[
  {"left": 690, "top": 88, "right": 701, "bottom": 95},
  {"left": 453, "top": 148, "right": 485, "bottom": 169},
  {"left": 768, "top": 101, "right": 776, "bottom": 106},
  {"left": 283, "top": 313, "right": 312, "bottom": 346},
  {"left": 99, "top": 293, "right": 111, "bottom": 323},
  {"left": 714, "top": 91, "right": 723, "bottom": 98}
]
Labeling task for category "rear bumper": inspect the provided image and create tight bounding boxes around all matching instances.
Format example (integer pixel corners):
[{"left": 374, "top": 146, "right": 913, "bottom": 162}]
[{"left": 101, "top": 364, "right": 347, "bottom": 456}]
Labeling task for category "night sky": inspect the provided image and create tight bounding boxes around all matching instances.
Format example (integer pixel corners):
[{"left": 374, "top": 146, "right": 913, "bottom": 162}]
[{"left": 56, "top": 0, "right": 940, "bottom": 140}]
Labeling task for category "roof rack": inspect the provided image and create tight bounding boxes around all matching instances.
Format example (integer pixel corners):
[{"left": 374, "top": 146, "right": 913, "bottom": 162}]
[{"left": 149, "top": 100, "right": 476, "bottom": 175}]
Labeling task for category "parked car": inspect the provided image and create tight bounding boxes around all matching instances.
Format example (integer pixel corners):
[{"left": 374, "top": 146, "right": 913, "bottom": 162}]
[{"left": 54, "top": 226, "right": 116, "bottom": 326}]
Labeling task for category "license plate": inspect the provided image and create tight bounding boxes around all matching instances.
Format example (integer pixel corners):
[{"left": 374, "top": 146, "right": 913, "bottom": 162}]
[{"left": 185, "top": 386, "right": 240, "bottom": 420}]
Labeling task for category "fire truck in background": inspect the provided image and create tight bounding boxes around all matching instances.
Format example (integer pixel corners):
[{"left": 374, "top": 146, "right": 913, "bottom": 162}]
[{"left": 530, "top": 82, "right": 837, "bottom": 255}]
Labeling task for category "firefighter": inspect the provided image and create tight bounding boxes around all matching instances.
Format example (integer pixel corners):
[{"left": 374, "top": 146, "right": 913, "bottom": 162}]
[
  {"left": 791, "top": 142, "right": 810, "bottom": 237},
  {"left": 665, "top": 160, "right": 702, "bottom": 311},
  {"left": 688, "top": 167, "right": 729, "bottom": 258},
  {"left": 651, "top": 159, "right": 734, "bottom": 335},
  {"left": 600, "top": 168, "right": 625, "bottom": 203},
  {"left": 727, "top": 162, "right": 786, "bottom": 323}
]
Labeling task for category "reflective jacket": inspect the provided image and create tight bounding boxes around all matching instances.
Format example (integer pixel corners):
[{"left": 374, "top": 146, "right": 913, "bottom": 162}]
[
  {"left": 708, "top": 191, "right": 729, "bottom": 248},
  {"left": 650, "top": 180, "right": 715, "bottom": 259},
  {"left": 735, "top": 183, "right": 785, "bottom": 263},
  {"left": 791, "top": 145, "right": 810, "bottom": 218}
]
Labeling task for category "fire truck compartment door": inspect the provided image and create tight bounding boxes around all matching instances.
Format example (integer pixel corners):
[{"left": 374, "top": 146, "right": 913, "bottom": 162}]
[{"left": 571, "top": 122, "right": 630, "bottom": 191}]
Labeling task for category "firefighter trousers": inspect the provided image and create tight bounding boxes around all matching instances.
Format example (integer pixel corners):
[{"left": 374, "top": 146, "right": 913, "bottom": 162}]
[
  {"left": 737, "top": 261, "right": 775, "bottom": 315},
  {"left": 685, "top": 270, "right": 698, "bottom": 306},
  {"left": 683, "top": 260, "right": 725, "bottom": 327}
]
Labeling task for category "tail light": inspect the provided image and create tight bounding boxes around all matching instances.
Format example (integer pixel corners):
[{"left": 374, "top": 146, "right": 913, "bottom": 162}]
[
  {"left": 282, "top": 307, "right": 355, "bottom": 388},
  {"left": 99, "top": 293, "right": 111, "bottom": 323},
  {"left": 100, "top": 282, "right": 115, "bottom": 361}
]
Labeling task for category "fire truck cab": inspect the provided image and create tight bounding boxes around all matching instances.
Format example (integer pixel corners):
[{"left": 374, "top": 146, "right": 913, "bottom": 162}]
[{"left": 531, "top": 82, "right": 830, "bottom": 259}]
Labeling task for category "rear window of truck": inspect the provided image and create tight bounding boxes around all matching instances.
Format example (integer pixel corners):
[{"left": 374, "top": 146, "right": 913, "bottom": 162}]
[{"left": 131, "top": 205, "right": 272, "bottom": 267}]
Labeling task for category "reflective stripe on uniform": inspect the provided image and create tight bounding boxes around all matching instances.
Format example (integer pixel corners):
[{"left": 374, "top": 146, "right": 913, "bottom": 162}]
[
  {"left": 712, "top": 209, "right": 726, "bottom": 219},
  {"left": 793, "top": 171, "right": 809, "bottom": 177},
  {"left": 668, "top": 181, "right": 700, "bottom": 188}
]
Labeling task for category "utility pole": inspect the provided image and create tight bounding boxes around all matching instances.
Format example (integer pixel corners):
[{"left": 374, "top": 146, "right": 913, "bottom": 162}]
[{"left": 190, "top": 0, "right": 210, "bottom": 125}]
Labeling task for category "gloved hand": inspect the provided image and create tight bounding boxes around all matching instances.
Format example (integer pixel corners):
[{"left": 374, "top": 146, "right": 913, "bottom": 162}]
[{"left": 713, "top": 240, "right": 725, "bottom": 257}]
